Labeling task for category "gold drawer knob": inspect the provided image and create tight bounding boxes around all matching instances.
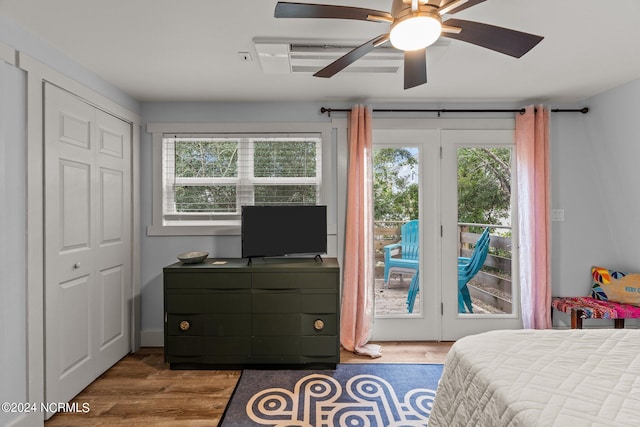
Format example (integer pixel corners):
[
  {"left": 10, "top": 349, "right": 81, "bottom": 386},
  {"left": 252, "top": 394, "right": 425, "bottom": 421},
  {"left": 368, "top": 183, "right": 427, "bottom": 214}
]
[
  {"left": 314, "top": 319, "right": 325, "bottom": 331},
  {"left": 179, "top": 320, "right": 190, "bottom": 331}
]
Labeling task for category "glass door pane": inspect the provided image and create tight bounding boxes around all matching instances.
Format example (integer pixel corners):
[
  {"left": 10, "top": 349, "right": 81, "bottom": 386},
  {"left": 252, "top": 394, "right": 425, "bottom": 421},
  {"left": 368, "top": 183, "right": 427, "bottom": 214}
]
[
  {"left": 373, "top": 146, "right": 420, "bottom": 316},
  {"left": 457, "top": 147, "right": 513, "bottom": 315}
]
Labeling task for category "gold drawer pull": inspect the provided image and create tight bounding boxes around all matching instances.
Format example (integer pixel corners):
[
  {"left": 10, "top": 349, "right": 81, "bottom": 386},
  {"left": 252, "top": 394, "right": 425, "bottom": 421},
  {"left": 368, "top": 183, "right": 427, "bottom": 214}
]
[
  {"left": 314, "top": 319, "right": 325, "bottom": 331},
  {"left": 179, "top": 320, "right": 190, "bottom": 331}
]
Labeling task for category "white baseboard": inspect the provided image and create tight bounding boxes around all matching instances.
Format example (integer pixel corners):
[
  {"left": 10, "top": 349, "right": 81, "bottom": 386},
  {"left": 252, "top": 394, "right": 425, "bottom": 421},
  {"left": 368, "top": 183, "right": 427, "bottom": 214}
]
[
  {"left": 6, "top": 412, "right": 40, "bottom": 427},
  {"left": 140, "top": 330, "right": 164, "bottom": 347}
]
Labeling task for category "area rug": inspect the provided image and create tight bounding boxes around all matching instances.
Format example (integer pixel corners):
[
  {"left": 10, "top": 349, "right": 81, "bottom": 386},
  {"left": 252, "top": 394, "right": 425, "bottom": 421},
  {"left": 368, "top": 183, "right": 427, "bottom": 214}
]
[{"left": 220, "top": 363, "right": 443, "bottom": 426}]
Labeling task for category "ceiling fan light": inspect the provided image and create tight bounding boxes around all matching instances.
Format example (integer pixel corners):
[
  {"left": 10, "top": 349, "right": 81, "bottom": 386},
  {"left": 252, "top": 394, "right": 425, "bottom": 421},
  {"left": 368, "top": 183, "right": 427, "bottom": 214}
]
[{"left": 390, "top": 14, "right": 442, "bottom": 51}]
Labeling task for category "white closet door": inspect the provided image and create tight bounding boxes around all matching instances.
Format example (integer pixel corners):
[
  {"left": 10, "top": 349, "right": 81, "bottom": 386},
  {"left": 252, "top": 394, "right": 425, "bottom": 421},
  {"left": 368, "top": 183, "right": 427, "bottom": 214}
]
[
  {"left": 44, "top": 83, "right": 131, "bottom": 408},
  {"left": 93, "top": 109, "right": 131, "bottom": 374}
]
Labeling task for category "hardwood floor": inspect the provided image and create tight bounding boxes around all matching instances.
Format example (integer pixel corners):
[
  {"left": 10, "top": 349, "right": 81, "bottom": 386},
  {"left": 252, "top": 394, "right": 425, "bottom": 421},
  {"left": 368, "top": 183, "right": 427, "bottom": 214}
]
[{"left": 45, "top": 342, "right": 453, "bottom": 426}]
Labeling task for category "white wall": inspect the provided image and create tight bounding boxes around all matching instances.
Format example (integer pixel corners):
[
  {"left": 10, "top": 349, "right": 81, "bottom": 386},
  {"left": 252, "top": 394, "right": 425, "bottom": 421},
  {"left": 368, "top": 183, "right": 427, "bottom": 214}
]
[
  {"left": 551, "top": 78, "right": 640, "bottom": 327},
  {"left": 0, "top": 56, "right": 27, "bottom": 427}
]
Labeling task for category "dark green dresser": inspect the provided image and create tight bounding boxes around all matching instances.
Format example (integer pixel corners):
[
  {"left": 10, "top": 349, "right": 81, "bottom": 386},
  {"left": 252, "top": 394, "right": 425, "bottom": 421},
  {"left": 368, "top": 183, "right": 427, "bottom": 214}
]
[{"left": 163, "top": 257, "right": 340, "bottom": 369}]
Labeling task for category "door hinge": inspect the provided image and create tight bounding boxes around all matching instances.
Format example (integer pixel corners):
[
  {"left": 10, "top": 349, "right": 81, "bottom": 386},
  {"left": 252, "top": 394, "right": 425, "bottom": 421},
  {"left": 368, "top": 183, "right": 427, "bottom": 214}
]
[
  {"left": 441, "top": 302, "right": 444, "bottom": 315},
  {"left": 441, "top": 225, "right": 443, "bottom": 237},
  {"left": 439, "top": 146, "right": 443, "bottom": 159}
]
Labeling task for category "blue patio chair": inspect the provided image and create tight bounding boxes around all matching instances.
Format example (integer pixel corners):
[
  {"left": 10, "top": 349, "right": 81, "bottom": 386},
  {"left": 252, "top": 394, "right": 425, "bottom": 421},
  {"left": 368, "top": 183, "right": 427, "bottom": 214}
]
[
  {"left": 458, "top": 227, "right": 490, "bottom": 270},
  {"left": 383, "top": 220, "right": 419, "bottom": 288},
  {"left": 406, "top": 271, "right": 420, "bottom": 313},
  {"left": 458, "top": 228, "right": 491, "bottom": 313}
]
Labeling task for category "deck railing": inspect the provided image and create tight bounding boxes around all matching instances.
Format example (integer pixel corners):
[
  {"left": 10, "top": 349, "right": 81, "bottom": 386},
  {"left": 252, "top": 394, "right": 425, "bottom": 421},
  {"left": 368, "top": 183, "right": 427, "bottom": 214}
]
[{"left": 374, "top": 220, "right": 512, "bottom": 313}]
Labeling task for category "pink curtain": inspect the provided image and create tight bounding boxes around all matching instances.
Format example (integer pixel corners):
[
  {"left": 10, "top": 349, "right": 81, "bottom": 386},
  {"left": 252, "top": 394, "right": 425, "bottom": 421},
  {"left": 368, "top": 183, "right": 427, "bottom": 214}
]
[
  {"left": 516, "top": 105, "right": 552, "bottom": 329},
  {"left": 340, "top": 105, "right": 382, "bottom": 357}
]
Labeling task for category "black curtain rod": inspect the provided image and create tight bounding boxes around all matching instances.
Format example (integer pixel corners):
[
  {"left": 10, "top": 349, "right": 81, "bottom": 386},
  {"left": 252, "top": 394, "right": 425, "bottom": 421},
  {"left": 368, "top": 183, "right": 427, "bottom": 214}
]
[{"left": 320, "top": 107, "right": 589, "bottom": 117}]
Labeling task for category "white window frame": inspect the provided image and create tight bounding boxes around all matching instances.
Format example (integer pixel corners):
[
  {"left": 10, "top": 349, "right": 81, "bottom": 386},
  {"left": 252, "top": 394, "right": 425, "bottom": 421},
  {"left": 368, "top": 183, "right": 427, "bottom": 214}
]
[{"left": 147, "top": 122, "right": 332, "bottom": 236}]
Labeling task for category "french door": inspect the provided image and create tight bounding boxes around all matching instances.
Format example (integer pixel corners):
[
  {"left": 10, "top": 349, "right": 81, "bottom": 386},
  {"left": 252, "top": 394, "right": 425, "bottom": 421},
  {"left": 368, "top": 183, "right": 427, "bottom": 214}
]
[
  {"left": 371, "top": 123, "right": 521, "bottom": 341},
  {"left": 440, "top": 130, "right": 522, "bottom": 340},
  {"left": 372, "top": 129, "right": 440, "bottom": 340}
]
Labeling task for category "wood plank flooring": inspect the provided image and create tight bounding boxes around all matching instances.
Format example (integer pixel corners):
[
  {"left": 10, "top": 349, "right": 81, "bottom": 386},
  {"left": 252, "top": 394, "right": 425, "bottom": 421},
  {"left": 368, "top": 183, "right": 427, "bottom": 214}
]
[{"left": 45, "top": 342, "right": 453, "bottom": 426}]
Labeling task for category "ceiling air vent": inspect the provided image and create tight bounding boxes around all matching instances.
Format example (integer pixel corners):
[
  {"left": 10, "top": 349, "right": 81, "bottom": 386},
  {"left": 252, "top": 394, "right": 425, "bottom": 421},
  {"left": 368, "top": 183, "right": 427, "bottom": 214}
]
[{"left": 254, "top": 39, "right": 404, "bottom": 75}]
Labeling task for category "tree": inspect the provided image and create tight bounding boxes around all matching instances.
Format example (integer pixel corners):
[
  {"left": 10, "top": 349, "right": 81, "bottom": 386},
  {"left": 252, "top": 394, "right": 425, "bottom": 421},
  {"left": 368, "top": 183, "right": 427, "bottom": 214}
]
[
  {"left": 373, "top": 148, "right": 419, "bottom": 222},
  {"left": 457, "top": 147, "right": 511, "bottom": 226},
  {"left": 171, "top": 138, "right": 319, "bottom": 212},
  {"left": 372, "top": 146, "right": 512, "bottom": 228}
]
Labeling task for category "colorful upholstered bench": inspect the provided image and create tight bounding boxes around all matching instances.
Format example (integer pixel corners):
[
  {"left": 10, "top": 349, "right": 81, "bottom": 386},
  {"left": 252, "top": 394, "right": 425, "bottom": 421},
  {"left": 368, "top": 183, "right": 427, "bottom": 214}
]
[
  {"left": 552, "top": 266, "right": 640, "bottom": 328},
  {"left": 551, "top": 296, "right": 640, "bottom": 329}
]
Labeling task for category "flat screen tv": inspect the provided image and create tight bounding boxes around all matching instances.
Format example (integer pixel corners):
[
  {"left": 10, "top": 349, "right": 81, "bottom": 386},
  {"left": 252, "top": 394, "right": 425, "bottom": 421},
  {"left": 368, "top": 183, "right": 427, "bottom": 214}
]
[{"left": 241, "top": 205, "right": 327, "bottom": 259}]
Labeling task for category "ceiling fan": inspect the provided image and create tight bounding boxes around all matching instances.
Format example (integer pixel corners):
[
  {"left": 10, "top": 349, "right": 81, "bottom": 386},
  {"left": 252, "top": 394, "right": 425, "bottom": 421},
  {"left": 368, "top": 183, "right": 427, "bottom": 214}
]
[{"left": 274, "top": 0, "right": 544, "bottom": 89}]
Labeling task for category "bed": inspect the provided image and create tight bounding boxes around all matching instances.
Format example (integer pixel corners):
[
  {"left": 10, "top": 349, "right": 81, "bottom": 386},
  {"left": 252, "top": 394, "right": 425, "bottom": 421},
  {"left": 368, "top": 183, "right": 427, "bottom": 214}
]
[{"left": 429, "top": 329, "right": 640, "bottom": 426}]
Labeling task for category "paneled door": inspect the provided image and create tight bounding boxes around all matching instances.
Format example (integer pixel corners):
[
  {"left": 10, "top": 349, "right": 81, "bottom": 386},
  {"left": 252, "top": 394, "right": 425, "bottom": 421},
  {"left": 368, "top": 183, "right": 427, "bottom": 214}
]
[{"left": 44, "top": 83, "right": 131, "bottom": 409}]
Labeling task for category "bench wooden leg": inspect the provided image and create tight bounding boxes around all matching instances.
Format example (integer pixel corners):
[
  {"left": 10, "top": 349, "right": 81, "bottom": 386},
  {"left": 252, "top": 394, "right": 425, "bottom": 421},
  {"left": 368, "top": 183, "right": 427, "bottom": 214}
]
[
  {"left": 614, "top": 319, "right": 625, "bottom": 329},
  {"left": 571, "top": 309, "right": 583, "bottom": 329}
]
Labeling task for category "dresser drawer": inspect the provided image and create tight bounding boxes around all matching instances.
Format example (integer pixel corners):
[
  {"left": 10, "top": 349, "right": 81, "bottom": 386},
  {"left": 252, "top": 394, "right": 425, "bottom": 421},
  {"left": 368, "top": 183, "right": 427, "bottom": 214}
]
[
  {"left": 252, "top": 314, "right": 336, "bottom": 336},
  {"left": 167, "top": 336, "right": 251, "bottom": 357},
  {"left": 252, "top": 336, "right": 300, "bottom": 356},
  {"left": 166, "top": 291, "right": 250, "bottom": 314},
  {"left": 167, "top": 314, "right": 251, "bottom": 336},
  {"left": 252, "top": 293, "right": 299, "bottom": 313},
  {"left": 301, "top": 293, "right": 337, "bottom": 313},
  {"left": 252, "top": 292, "right": 336, "bottom": 314},
  {"left": 165, "top": 272, "right": 251, "bottom": 289},
  {"left": 252, "top": 272, "right": 337, "bottom": 289},
  {"left": 251, "top": 336, "right": 338, "bottom": 358},
  {"left": 301, "top": 336, "right": 338, "bottom": 357}
]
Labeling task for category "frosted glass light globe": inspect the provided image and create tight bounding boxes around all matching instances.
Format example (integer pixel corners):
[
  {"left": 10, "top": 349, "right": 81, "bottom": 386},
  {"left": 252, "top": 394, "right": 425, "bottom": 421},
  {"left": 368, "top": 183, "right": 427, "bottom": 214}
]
[{"left": 390, "top": 15, "right": 442, "bottom": 51}]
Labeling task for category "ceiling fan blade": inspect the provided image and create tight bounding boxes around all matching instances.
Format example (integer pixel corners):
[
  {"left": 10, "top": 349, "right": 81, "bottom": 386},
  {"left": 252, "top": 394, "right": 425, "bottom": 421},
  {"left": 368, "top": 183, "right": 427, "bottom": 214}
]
[
  {"left": 440, "top": 0, "right": 486, "bottom": 15},
  {"left": 275, "top": 2, "right": 392, "bottom": 22},
  {"left": 404, "top": 48, "right": 427, "bottom": 89},
  {"left": 314, "top": 34, "right": 389, "bottom": 78},
  {"left": 442, "top": 19, "right": 543, "bottom": 58}
]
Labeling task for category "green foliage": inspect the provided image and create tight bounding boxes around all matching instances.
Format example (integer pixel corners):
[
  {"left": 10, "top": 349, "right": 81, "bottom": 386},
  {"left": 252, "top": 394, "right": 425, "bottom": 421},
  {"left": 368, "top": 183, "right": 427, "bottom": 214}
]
[
  {"left": 373, "top": 148, "right": 419, "bottom": 221},
  {"left": 174, "top": 185, "right": 236, "bottom": 212},
  {"left": 175, "top": 139, "right": 238, "bottom": 178},
  {"left": 457, "top": 148, "right": 511, "bottom": 225},
  {"left": 253, "top": 140, "right": 317, "bottom": 177},
  {"left": 373, "top": 146, "right": 512, "bottom": 226},
  {"left": 255, "top": 185, "right": 317, "bottom": 205},
  {"left": 172, "top": 138, "right": 319, "bottom": 212}
]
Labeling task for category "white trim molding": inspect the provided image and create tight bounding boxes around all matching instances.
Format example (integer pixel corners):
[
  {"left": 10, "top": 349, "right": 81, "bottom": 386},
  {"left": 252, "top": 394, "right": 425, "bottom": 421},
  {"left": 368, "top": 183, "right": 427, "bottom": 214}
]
[{"left": 0, "top": 41, "right": 15, "bottom": 65}]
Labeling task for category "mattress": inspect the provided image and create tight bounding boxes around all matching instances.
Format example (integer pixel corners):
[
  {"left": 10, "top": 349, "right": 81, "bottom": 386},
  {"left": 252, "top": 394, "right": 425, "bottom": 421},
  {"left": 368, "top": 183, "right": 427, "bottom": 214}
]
[{"left": 429, "top": 329, "right": 640, "bottom": 426}]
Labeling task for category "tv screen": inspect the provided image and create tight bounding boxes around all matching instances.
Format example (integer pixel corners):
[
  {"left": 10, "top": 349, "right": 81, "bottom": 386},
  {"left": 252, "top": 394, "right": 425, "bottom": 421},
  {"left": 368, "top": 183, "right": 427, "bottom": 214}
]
[{"left": 241, "top": 205, "right": 327, "bottom": 258}]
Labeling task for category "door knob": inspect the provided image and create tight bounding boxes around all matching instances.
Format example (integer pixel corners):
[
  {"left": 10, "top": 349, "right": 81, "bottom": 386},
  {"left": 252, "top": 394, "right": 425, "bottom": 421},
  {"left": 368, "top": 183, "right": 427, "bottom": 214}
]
[
  {"left": 73, "top": 262, "right": 81, "bottom": 269},
  {"left": 313, "top": 319, "right": 325, "bottom": 331},
  {"left": 179, "top": 320, "right": 190, "bottom": 331}
]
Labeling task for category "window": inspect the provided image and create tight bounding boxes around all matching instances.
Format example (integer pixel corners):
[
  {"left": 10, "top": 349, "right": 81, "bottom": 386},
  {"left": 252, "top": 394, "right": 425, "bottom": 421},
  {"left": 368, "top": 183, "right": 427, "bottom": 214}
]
[
  {"left": 164, "top": 135, "right": 321, "bottom": 219},
  {"left": 148, "top": 123, "right": 331, "bottom": 235}
]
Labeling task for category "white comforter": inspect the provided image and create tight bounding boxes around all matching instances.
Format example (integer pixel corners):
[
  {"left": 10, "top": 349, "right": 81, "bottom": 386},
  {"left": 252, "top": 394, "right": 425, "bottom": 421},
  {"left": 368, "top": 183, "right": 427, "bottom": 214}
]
[{"left": 429, "top": 329, "right": 640, "bottom": 426}]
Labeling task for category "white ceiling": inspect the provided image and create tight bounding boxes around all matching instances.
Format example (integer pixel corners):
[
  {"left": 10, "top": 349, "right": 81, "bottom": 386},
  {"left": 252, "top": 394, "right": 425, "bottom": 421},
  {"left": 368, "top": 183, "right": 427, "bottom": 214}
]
[{"left": 2, "top": 0, "right": 640, "bottom": 104}]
